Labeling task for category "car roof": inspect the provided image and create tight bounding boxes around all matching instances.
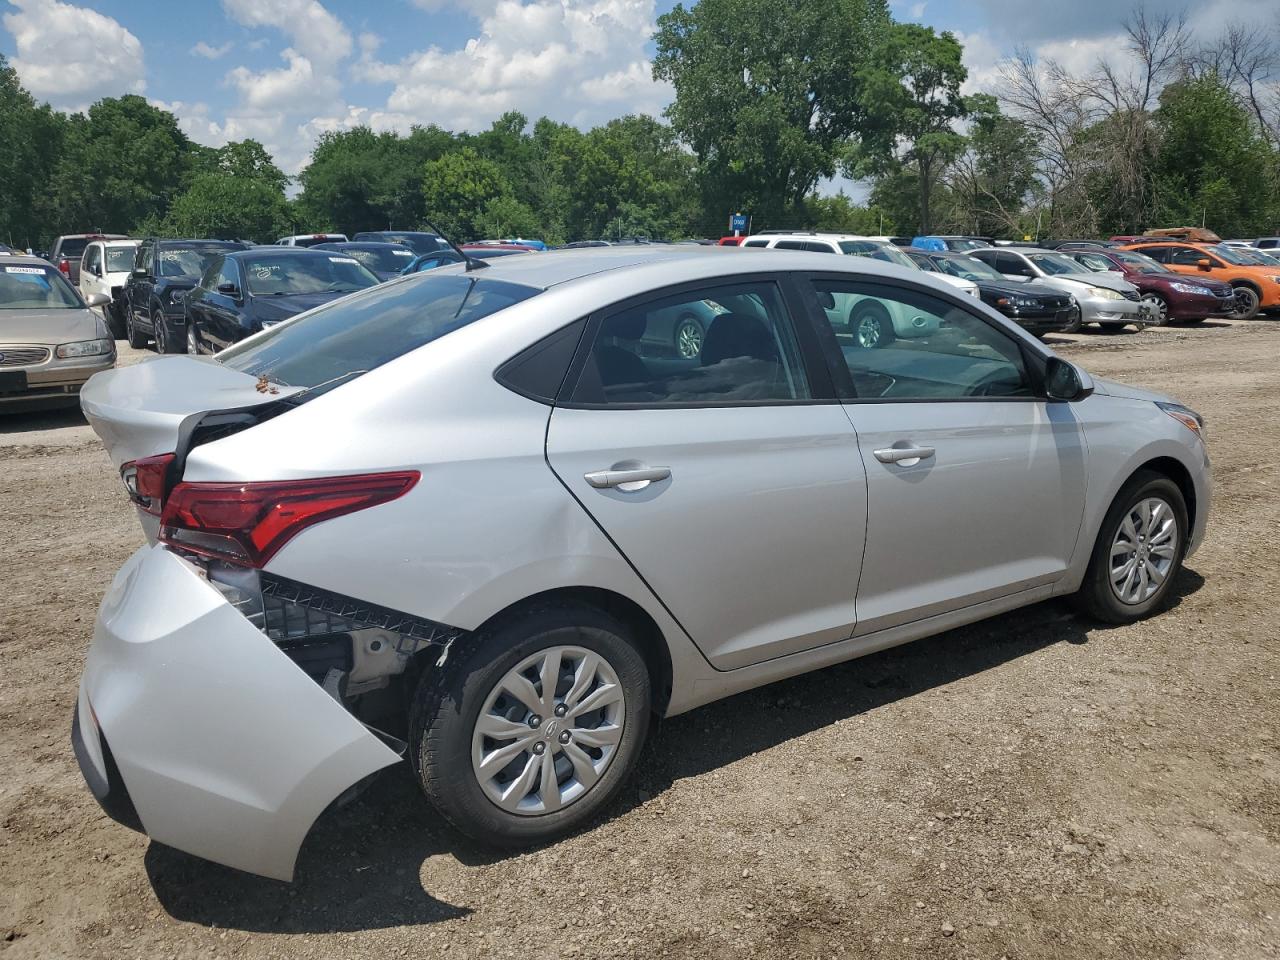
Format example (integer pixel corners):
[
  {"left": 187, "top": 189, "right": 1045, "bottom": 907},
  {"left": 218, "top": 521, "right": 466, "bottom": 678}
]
[
  {"left": 428, "top": 244, "right": 952, "bottom": 294},
  {"left": 2, "top": 254, "right": 60, "bottom": 268},
  {"left": 982, "top": 246, "right": 1056, "bottom": 254},
  {"left": 744, "top": 232, "right": 881, "bottom": 243},
  {"left": 153, "top": 238, "right": 245, "bottom": 246},
  {"left": 56, "top": 233, "right": 128, "bottom": 240},
  {"left": 316, "top": 241, "right": 410, "bottom": 249},
  {"left": 226, "top": 246, "right": 341, "bottom": 259}
]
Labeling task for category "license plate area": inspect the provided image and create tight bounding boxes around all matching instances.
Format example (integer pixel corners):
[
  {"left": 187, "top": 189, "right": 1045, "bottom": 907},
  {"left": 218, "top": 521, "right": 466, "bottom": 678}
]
[{"left": 0, "top": 370, "right": 29, "bottom": 394}]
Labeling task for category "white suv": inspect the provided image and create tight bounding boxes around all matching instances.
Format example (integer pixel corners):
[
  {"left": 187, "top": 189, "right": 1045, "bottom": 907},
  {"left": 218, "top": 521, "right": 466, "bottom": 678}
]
[
  {"left": 742, "top": 233, "right": 957, "bottom": 348},
  {"left": 275, "top": 233, "right": 349, "bottom": 247},
  {"left": 79, "top": 239, "right": 138, "bottom": 338}
]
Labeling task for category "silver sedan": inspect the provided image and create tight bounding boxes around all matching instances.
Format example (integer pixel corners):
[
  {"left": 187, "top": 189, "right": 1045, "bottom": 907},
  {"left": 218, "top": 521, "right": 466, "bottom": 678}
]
[{"left": 75, "top": 246, "right": 1209, "bottom": 880}]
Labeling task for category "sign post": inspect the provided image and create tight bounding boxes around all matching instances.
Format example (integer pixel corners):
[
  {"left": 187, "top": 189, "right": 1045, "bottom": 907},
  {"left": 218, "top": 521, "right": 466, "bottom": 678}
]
[{"left": 730, "top": 212, "right": 749, "bottom": 237}]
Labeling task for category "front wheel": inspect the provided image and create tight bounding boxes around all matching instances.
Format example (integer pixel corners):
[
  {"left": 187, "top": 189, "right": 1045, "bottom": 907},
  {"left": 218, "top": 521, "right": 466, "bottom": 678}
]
[
  {"left": 409, "top": 602, "right": 651, "bottom": 847},
  {"left": 849, "top": 302, "right": 894, "bottom": 349},
  {"left": 1141, "top": 293, "right": 1169, "bottom": 326},
  {"left": 673, "top": 315, "right": 704, "bottom": 359},
  {"left": 125, "top": 306, "right": 148, "bottom": 349},
  {"left": 1075, "top": 470, "right": 1188, "bottom": 624},
  {"left": 153, "top": 307, "right": 183, "bottom": 354},
  {"left": 1230, "top": 286, "right": 1260, "bottom": 321}
]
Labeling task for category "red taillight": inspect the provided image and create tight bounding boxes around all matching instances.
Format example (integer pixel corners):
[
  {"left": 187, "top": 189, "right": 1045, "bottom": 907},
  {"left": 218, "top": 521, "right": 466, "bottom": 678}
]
[
  {"left": 58, "top": 258, "right": 70, "bottom": 275},
  {"left": 120, "top": 453, "right": 176, "bottom": 515},
  {"left": 159, "top": 471, "right": 419, "bottom": 568}
]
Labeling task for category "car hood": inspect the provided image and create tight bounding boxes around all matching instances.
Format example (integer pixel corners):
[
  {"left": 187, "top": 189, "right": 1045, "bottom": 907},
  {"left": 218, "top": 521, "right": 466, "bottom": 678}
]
[
  {"left": 0, "top": 307, "right": 105, "bottom": 344},
  {"left": 1055, "top": 271, "right": 1136, "bottom": 294},
  {"left": 978, "top": 279, "right": 1067, "bottom": 299},
  {"left": 1090, "top": 377, "right": 1175, "bottom": 404},
  {"left": 250, "top": 291, "right": 345, "bottom": 322},
  {"left": 1139, "top": 272, "right": 1234, "bottom": 295}
]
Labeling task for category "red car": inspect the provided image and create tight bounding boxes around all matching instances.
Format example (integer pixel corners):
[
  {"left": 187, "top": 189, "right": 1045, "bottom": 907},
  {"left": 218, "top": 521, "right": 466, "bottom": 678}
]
[
  {"left": 717, "top": 236, "right": 746, "bottom": 246},
  {"left": 1064, "top": 246, "right": 1238, "bottom": 324}
]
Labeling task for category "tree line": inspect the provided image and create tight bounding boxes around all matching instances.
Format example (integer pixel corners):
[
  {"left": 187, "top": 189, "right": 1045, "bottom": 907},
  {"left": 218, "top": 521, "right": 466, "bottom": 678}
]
[{"left": 2, "top": 1, "right": 1278, "bottom": 249}]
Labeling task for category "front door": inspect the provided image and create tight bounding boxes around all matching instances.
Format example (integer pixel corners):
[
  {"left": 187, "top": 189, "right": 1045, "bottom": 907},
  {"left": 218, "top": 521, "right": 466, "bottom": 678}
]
[
  {"left": 801, "top": 275, "right": 1088, "bottom": 634},
  {"left": 546, "top": 277, "right": 868, "bottom": 670}
]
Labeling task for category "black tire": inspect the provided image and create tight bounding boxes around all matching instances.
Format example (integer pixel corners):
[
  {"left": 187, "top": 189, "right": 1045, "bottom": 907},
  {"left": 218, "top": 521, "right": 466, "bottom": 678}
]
[
  {"left": 1075, "top": 470, "right": 1189, "bottom": 624},
  {"left": 153, "top": 305, "right": 182, "bottom": 354},
  {"left": 1141, "top": 293, "right": 1169, "bottom": 326},
  {"left": 849, "top": 302, "right": 894, "bottom": 349},
  {"left": 125, "top": 305, "right": 148, "bottom": 349},
  {"left": 409, "top": 601, "right": 652, "bottom": 848},
  {"left": 672, "top": 314, "right": 704, "bottom": 359},
  {"left": 1061, "top": 308, "right": 1083, "bottom": 334},
  {"left": 1230, "top": 285, "right": 1260, "bottom": 321},
  {"left": 106, "top": 303, "right": 127, "bottom": 339}
]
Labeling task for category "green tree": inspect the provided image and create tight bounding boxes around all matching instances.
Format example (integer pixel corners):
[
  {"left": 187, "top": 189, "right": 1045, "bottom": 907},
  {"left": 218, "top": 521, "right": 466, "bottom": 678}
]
[
  {"left": 802, "top": 192, "right": 890, "bottom": 234},
  {"left": 49, "top": 95, "right": 194, "bottom": 234},
  {"left": 421, "top": 146, "right": 513, "bottom": 239},
  {"left": 854, "top": 23, "right": 968, "bottom": 233},
  {"left": 0, "top": 54, "right": 65, "bottom": 249},
  {"left": 475, "top": 195, "right": 542, "bottom": 239},
  {"left": 654, "top": 0, "right": 894, "bottom": 230},
  {"left": 945, "top": 94, "right": 1038, "bottom": 237},
  {"left": 161, "top": 173, "right": 290, "bottom": 241},
  {"left": 213, "top": 139, "right": 289, "bottom": 192},
  {"left": 1150, "top": 72, "right": 1276, "bottom": 237}
]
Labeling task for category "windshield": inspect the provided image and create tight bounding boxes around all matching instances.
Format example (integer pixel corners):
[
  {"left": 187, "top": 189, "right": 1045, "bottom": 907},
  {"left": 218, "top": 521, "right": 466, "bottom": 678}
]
[
  {"left": 934, "top": 255, "right": 1003, "bottom": 281},
  {"left": 219, "top": 274, "right": 539, "bottom": 392},
  {"left": 1209, "top": 244, "right": 1255, "bottom": 266},
  {"left": 946, "top": 238, "right": 989, "bottom": 251},
  {"left": 1108, "top": 249, "right": 1170, "bottom": 273},
  {"left": 1070, "top": 252, "right": 1119, "bottom": 273},
  {"left": 1219, "top": 245, "right": 1275, "bottom": 265},
  {"left": 161, "top": 245, "right": 233, "bottom": 278},
  {"left": 0, "top": 264, "right": 82, "bottom": 309},
  {"left": 243, "top": 253, "right": 380, "bottom": 296},
  {"left": 105, "top": 247, "right": 135, "bottom": 272},
  {"left": 336, "top": 245, "right": 416, "bottom": 274},
  {"left": 839, "top": 240, "right": 916, "bottom": 268},
  {"left": 383, "top": 233, "right": 444, "bottom": 254},
  {"left": 1027, "top": 252, "right": 1086, "bottom": 275}
]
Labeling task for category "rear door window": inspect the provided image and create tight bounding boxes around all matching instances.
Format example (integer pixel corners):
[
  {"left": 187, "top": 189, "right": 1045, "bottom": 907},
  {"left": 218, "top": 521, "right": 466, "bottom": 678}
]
[{"left": 219, "top": 274, "right": 540, "bottom": 394}]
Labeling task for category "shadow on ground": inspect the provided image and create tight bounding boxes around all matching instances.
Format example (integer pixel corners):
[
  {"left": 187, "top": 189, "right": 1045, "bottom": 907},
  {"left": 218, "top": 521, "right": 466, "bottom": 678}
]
[
  {"left": 146, "top": 567, "right": 1204, "bottom": 933},
  {"left": 0, "top": 406, "right": 85, "bottom": 433}
]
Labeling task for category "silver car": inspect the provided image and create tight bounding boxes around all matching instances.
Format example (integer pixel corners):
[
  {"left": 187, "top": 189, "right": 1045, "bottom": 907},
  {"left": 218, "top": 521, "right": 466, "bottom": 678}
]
[
  {"left": 0, "top": 255, "right": 115, "bottom": 409},
  {"left": 75, "top": 247, "right": 1210, "bottom": 880},
  {"left": 970, "top": 246, "right": 1156, "bottom": 329}
]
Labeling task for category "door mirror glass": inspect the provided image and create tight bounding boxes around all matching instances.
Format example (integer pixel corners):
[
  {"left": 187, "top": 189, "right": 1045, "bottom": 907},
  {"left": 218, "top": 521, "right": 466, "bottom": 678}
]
[
  {"left": 1197, "top": 258, "right": 1212, "bottom": 271},
  {"left": 1044, "top": 356, "right": 1093, "bottom": 401},
  {"left": 216, "top": 282, "right": 240, "bottom": 296},
  {"left": 84, "top": 292, "right": 111, "bottom": 308}
]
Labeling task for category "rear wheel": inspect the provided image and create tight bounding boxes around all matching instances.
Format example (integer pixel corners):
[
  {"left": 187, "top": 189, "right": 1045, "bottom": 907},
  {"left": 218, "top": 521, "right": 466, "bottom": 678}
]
[
  {"left": 1075, "top": 470, "right": 1188, "bottom": 624},
  {"left": 1230, "top": 285, "right": 1260, "bottom": 320},
  {"left": 409, "top": 602, "right": 651, "bottom": 847},
  {"left": 673, "top": 314, "right": 704, "bottom": 358},
  {"left": 849, "top": 302, "right": 894, "bottom": 349},
  {"left": 153, "top": 306, "right": 182, "bottom": 354}
]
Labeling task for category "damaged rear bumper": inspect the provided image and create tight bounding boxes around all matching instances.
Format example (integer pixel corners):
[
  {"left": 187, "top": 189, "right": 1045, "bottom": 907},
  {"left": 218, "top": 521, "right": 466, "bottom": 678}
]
[{"left": 76, "top": 545, "right": 407, "bottom": 881}]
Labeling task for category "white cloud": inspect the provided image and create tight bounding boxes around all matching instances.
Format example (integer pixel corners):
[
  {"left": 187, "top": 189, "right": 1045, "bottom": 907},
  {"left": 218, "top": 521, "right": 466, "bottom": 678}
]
[
  {"left": 356, "top": 0, "right": 672, "bottom": 132},
  {"left": 191, "top": 40, "right": 233, "bottom": 60},
  {"left": 221, "top": 0, "right": 351, "bottom": 65},
  {"left": 2, "top": 0, "right": 145, "bottom": 108}
]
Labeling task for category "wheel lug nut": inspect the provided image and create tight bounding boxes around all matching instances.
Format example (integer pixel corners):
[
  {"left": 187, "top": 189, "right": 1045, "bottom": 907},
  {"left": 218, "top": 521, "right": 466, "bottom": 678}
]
[
  {"left": 532, "top": 741, "right": 546, "bottom": 755},
  {"left": 554, "top": 703, "right": 568, "bottom": 718},
  {"left": 528, "top": 715, "right": 542, "bottom": 728},
  {"left": 558, "top": 730, "right": 571, "bottom": 744}
]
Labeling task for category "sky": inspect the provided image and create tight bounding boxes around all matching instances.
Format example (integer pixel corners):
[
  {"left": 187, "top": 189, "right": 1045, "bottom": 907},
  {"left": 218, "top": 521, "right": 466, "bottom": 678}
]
[{"left": 1, "top": 0, "right": 1275, "bottom": 190}]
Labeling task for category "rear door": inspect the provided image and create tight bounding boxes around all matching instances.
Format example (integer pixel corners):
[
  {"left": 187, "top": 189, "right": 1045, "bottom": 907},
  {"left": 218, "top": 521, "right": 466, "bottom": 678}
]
[
  {"left": 800, "top": 274, "right": 1087, "bottom": 634},
  {"left": 546, "top": 276, "right": 869, "bottom": 670}
]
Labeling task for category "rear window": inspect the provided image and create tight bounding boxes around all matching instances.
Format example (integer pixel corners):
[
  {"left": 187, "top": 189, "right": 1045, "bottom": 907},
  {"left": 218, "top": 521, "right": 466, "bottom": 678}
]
[
  {"left": 55, "top": 238, "right": 90, "bottom": 259},
  {"left": 218, "top": 274, "right": 540, "bottom": 393}
]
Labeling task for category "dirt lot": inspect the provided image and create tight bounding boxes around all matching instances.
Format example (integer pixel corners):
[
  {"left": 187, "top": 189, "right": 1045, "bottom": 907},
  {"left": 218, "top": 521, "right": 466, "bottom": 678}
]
[{"left": 2, "top": 321, "right": 1278, "bottom": 960}]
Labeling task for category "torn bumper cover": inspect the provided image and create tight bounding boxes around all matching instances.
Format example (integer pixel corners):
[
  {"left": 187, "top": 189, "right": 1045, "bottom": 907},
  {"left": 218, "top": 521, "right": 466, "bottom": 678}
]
[{"left": 75, "top": 544, "right": 459, "bottom": 881}]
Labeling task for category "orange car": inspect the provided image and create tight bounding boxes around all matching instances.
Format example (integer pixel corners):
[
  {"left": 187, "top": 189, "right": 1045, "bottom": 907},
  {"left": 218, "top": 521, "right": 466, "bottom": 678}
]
[{"left": 1117, "top": 241, "right": 1280, "bottom": 319}]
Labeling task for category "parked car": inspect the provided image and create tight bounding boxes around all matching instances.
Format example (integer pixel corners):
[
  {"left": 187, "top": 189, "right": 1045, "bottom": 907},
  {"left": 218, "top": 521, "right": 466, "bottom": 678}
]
[
  {"left": 1252, "top": 238, "right": 1280, "bottom": 250},
  {"left": 124, "top": 239, "right": 249, "bottom": 352},
  {"left": 905, "top": 248, "right": 1081, "bottom": 335},
  {"left": 968, "top": 247, "right": 1154, "bottom": 329},
  {"left": 561, "top": 240, "right": 612, "bottom": 249},
  {"left": 275, "top": 233, "right": 348, "bottom": 247},
  {"left": 0, "top": 255, "right": 114, "bottom": 410},
  {"left": 743, "top": 233, "right": 947, "bottom": 346},
  {"left": 79, "top": 238, "right": 138, "bottom": 338},
  {"left": 1223, "top": 245, "right": 1280, "bottom": 267},
  {"left": 313, "top": 241, "right": 417, "bottom": 281},
  {"left": 75, "top": 245, "right": 1210, "bottom": 881},
  {"left": 351, "top": 231, "right": 445, "bottom": 255},
  {"left": 1038, "top": 239, "right": 1118, "bottom": 250},
  {"left": 1116, "top": 240, "right": 1280, "bottom": 320},
  {"left": 184, "top": 247, "right": 380, "bottom": 354},
  {"left": 717, "top": 236, "right": 746, "bottom": 246},
  {"left": 1062, "top": 246, "right": 1238, "bottom": 324},
  {"left": 400, "top": 244, "right": 533, "bottom": 276},
  {"left": 43, "top": 233, "right": 129, "bottom": 285},
  {"left": 910, "top": 235, "right": 992, "bottom": 252}
]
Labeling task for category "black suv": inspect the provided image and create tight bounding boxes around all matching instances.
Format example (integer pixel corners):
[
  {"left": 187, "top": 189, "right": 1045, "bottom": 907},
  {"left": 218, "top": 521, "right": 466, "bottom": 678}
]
[
  {"left": 351, "top": 230, "right": 446, "bottom": 255},
  {"left": 124, "top": 239, "right": 248, "bottom": 352}
]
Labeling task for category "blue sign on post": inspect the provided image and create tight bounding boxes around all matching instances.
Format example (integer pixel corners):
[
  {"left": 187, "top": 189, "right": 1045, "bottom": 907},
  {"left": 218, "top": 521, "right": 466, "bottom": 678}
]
[{"left": 730, "top": 213, "right": 748, "bottom": 234}]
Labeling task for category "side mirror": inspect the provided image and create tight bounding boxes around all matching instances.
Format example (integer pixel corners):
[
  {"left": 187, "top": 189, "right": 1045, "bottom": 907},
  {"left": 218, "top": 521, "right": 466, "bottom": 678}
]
[
  {"left": 1196, "top": 258, "right": 1212, "bottom": 271},
  {"left": 84, "top": 292, "right": 111, "bottom": 308},
  {"left": 1044, "top": 356, "right": 1094, "bottom": 402},
  {"left": 216, "top": 282, "right": 240, "bottom": 297},
  {"left": 92, "top": 264, "right": 102, "bottom": 277}
]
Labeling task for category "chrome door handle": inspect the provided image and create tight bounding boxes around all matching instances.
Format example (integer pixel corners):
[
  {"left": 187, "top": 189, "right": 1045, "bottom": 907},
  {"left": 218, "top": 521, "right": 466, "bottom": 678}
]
[
  {"left": 584, "top": 466, "right": 671, "bottom": 489},
  {"left": 873, "top": 445, "right": 935, "bottom": 465}
]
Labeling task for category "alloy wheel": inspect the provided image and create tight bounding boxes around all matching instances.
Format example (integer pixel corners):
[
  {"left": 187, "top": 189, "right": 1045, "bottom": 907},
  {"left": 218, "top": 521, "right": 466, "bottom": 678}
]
[
  {"left": 1230, "top": 287, "right": 1259, "bottom": 320},
  {"left": 471, "top": 646, "right": 625, "bottom": 816},
  {"left": 1109, "top": 497, "right": 1179, "bottom": 605},
  {"left": 675, "top": 318, "right": 703, "bottom": 358},
  {"left": 1141, "top": 293, "right": 1168, "bottom": 325},
  {"left": 154, "top": 318, "right": 167, "bottom": 353},
  {"left": 855, "top": 312, "right": 885, "bottom": 348}
]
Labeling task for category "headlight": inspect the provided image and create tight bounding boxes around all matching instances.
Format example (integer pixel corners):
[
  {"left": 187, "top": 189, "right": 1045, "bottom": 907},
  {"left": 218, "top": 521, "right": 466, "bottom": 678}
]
[
  {"left": 1087, "top": 286, "right": 1123, "bottom": 300},
  {"left": 1156, "top": 401, "right": 1206, "bottom": 440},
  {"left": 55, "top": 338, "right": 113, "bottom": 359},
  {"left": 1170, "top": 282, "right": 1213, "bottom": 295},
  {"left": 997, "top": 295, "right": 1041, "bottom": 309}
]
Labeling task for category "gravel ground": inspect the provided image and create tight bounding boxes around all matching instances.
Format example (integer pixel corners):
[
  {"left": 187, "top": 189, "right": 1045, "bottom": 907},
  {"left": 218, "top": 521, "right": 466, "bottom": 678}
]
[{"left": 2, "top": 320, "right": 1278, "bottom": 959}]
